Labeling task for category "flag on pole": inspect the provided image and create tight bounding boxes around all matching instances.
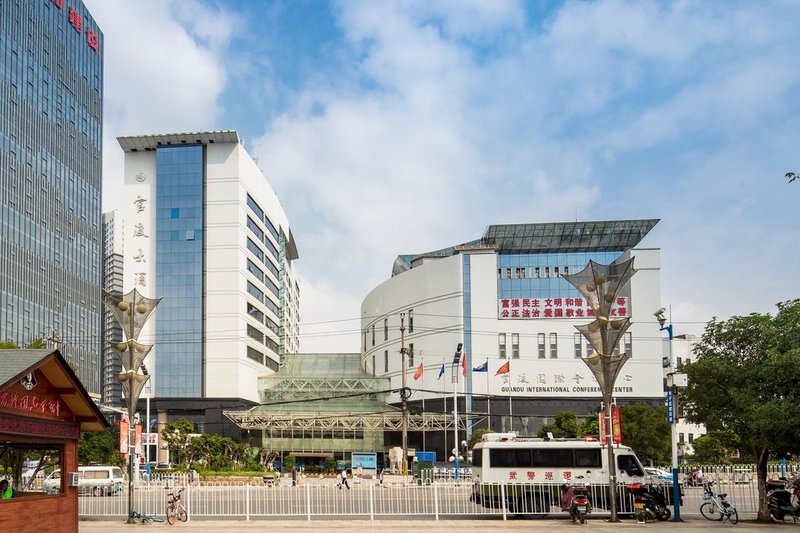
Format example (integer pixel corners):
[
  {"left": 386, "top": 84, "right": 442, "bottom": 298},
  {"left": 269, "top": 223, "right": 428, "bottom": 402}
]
[
  {"left": 496, "top": 361, "right": 510, "bottom": 376},
  {"left": 437, "top": 363, "right": 445, "bottom": 380},
  {"left": 413, "top": 362, "right": 424, "bottom": 380},
  {"left": 473, "top": 360, "right": 488, "bottom": 372},
  {"left": 461, "top": 353, "right": 467, "bottom": 377}
]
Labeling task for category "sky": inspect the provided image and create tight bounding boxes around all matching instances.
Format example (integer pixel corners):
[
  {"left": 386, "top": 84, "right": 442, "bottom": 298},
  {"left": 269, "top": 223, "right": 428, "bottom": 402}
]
[{"left": 86, "top": 0, "right": 800, "bottom": 353}]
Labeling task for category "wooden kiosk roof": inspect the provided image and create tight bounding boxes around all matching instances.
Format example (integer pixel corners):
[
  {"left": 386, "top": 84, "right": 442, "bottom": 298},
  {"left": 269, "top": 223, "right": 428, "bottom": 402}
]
[{"left": 0, "top": 349, "right": 109, "bottom": 433}]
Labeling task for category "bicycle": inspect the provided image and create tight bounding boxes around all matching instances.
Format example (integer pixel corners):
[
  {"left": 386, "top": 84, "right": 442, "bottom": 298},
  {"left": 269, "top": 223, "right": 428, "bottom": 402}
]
[
  {"left": 166, "top": 487, "right": 188, "bottom": 525},
  {"left": 129, "top": 510, "right": 165, "bottom": 524},
  {"left": 700, "top": 480, "right": 739, "bottom": 524}
]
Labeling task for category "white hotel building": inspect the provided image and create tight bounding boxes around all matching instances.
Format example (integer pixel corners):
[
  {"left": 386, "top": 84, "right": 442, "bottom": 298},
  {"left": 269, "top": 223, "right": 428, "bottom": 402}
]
[
  {"left": 361, "top": 220, "right": 668, "bottom": 452},
  {"left": 116, "top": 131, "right": 299, "bottom": 442}
]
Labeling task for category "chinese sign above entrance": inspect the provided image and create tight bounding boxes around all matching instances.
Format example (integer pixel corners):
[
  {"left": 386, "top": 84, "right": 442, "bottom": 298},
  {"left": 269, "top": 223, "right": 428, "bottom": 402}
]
[{"left": 498, "top": 296, "right": 629, "bottom": 319}]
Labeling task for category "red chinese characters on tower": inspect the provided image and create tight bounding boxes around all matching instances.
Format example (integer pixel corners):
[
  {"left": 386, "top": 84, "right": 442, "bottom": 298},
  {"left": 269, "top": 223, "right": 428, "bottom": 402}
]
[
  {"left": 51, "top": 0, "right": 64, "bottom": 9},
  {"left": 87, "top": 29, "right": 99, "bottom": 52},
  {"left": 69, "top": 7, "right": 83, "bottom": 33}
]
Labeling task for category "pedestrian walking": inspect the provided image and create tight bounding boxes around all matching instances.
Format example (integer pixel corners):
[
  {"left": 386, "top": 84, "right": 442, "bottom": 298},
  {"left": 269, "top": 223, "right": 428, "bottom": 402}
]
[{"left": 340, "top": 469, "right": 350, "bottom": 490}]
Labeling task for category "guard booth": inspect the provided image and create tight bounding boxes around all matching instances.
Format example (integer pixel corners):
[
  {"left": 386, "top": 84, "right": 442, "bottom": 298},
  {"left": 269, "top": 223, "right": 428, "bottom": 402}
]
[{"left": 0, "top": 349, "right": 109, "bottom": 533}]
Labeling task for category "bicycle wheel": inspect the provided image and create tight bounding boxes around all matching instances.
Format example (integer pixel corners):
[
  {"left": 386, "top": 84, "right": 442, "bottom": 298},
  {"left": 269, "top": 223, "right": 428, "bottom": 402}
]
[
  {"left": 177, "top": 505, "right": 188, "bottom": 522},
  {"left": 166, "top": 504, "right": 176, "bottom": 525},
  {"left": 700, "top": 502, "right": 723, "bottom": 521},
  {"left": 727, "top": 507, "right": 739, "bottom": 524}
]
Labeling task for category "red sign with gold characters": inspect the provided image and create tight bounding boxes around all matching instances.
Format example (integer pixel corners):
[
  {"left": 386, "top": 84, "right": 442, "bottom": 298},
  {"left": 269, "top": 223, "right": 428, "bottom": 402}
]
[
  {"left": 499, "top": 296, "right": 629, "bottom": 319},
  {"left": 611, "top": 405, "right": 623, "bottom": 444}
]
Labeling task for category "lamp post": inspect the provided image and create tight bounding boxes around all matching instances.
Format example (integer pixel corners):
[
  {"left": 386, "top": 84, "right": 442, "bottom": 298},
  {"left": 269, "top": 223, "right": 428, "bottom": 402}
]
[
  {"left": 655, "top": 307, "right": 681, "bottom": 522},
  {"left": 564, "top": 258, "right": 637, "bottom": 523},
  {"left": 103, "top": 288, "right": 161, "bottom": 524},
  {"left": 400, "top": 313, "right": 409, "bottom": 477},
  {"left": 451, "top": 343, "right": 463, "bottom": 482}
]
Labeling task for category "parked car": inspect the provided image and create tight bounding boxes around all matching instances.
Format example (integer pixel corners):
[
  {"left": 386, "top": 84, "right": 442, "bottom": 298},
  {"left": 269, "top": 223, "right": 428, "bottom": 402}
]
[
  {"left": 645, "top": 467, "right": 673, "bottom": 484},
  {"left": 42, "top": 465, "right": 124, "bottom": 496}
]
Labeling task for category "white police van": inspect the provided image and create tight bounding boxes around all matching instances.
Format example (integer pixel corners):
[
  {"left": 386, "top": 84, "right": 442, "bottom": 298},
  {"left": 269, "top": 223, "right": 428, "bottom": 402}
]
[
  {"left": 471, "top": 433, "right": 648, "bottom": 514},
  {"left": 42, "top": 465, "right": 124, "bottom": 496}
]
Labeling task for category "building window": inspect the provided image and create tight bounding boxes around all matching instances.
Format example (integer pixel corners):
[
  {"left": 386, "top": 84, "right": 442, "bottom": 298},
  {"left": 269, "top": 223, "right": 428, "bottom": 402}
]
[
  {"left": 549, "top": 333, "right": 558, "bottom": 359},
  {"left": 247, "top": 324, "right": 264, "bottom": 344},
  {"left": 534, "top": 267, "right": 540, "bottom": 278},
  {"left": 538, "top": 333, "right": 546, "bottom": 359},
  {"left": 384, "top": 350, "right": 389, "bottom": 373},
  {"left": 563, "top": 266, "right": 569, "bottom": 276},
  {"left": 506, "top": 268, "right": 512, "bottom": 279},
  {"left": 246, "top": 281, "right": 263, "bottom": 303},
  {"left": 247, "top": 346, "right": 263, "bottom": 364},
  {"left": 384, "top": 319, "right": 388, "bottom": 341},
  {"left": 574, "top": 333, "right": 582, "bottom": 358},
  {"left": 498, "top": 334, "right": 506, "bottom": 359},
  {"left": 624, "top": 332, "right": 632, "bottom": 357},
  {"left": 363, "top": 331, "right": 367, "bottom": 352},
  {"left": 679, "top": 433, "right": 685, "bottom": 444},
  {"left": 247, "top": 303, "right": 264, "bottom": 323},
  {"left": 516, "top": 267, "right": 525, "bottom": 279},
  {"left": 408, "top": 343, "right": 414, "bottom": 367},
  {"left": 511, "top": 333, "right": 519, "bottom": 359},
  {"left": 372, "top": 355, "right": 376, "bottom": 376},
  {"left": 688, "top": 433, "right": 694, "bottom": 444},
  {"left": 544, "top": 267, "right": 550, "bottom": 278},
  {"left": 371, "top": 324, "right": 375, "bottom": 346},
  {"left": 498, "top": 268, "right": 503, "bottom": 279},
  {"left": 553, "top": 266, "right": 560, "bottom": 278},
  {"left": 408, "top": 310, "right": 414, "bottom": 333}
]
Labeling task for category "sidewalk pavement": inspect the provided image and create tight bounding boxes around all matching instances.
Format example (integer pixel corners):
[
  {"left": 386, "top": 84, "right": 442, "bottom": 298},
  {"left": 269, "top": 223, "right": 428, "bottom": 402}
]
[{"left": 80, "top": 515, "right": 767, "bottom": 533}]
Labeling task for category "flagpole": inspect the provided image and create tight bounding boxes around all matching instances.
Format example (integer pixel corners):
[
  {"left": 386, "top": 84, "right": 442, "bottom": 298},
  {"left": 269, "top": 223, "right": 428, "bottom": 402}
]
[
  {"left": 442, "top": 357, "right": 446, "bottom": 462},
  {"left": 486, "top": 358, "right": 490, "bottom": 426},
  {"left": 508, "top": 365, "right": 513, "bottom": 433},
  {"left": 421, "top": 357, "right": 425, "bottom": 452}
]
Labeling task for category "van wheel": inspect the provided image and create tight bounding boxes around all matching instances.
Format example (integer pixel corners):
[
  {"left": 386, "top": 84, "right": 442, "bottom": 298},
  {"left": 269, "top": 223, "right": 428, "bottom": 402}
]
[{"left": 92, "top": 486, "right": 102, "bottom": 497}]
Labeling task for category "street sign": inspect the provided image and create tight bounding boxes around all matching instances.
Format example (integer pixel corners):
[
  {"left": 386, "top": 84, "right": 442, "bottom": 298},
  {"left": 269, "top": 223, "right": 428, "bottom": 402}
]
[{"left": 666, "top": 389, "right": 674, "bottom": 424}]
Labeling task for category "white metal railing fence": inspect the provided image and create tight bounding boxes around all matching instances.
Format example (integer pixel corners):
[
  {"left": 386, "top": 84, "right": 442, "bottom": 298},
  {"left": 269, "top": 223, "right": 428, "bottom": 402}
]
[{"left": 77, "top": 475, "right": 764, "bottom": 520}]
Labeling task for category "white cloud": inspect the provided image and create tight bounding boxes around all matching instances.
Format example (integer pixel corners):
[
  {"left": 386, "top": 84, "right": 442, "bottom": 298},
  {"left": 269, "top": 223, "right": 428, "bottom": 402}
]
[{"left": 86, "top": 0, "right": 232, "bottom": 211}]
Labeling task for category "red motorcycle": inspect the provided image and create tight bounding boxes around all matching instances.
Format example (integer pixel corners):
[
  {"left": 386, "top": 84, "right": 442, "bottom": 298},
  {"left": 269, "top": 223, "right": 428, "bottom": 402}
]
[{"left": 560, "top": 477, "right": 592, "bottom": 524}]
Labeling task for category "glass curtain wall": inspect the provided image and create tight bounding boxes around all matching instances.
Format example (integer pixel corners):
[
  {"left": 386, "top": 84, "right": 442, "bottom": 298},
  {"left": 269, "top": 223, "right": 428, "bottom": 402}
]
[{"left": 155, "top": 145, "right": 203, "bottom": 397}]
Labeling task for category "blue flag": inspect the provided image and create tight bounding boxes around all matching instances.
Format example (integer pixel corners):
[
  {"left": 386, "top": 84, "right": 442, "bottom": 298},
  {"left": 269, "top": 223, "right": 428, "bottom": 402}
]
[
  {"left": 473, "top": 360, "right": 488, "bottom": 372},
  {"left": 437, "top": 363, "right": 445, "bottom": 380}
]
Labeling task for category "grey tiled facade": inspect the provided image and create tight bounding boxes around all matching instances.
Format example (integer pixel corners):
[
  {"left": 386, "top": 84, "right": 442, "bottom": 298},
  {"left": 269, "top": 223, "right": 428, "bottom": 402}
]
[{"left": 0, "top": 0, "right": 103, "bottom": 393}]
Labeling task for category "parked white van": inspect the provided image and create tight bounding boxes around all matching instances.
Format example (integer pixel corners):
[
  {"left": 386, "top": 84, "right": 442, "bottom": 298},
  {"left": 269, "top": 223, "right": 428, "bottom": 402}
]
[{"left": 42, "top": 465, "right": 124, "bottom": 496}]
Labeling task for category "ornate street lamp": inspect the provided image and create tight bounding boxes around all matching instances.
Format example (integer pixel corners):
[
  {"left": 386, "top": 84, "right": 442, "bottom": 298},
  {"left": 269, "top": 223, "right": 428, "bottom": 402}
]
[
  {"left": 102, "top": 288, "right": 161, "bottom": 524},
  {"left": 564, "top": 258, "right": 636, "bottom": 523}
]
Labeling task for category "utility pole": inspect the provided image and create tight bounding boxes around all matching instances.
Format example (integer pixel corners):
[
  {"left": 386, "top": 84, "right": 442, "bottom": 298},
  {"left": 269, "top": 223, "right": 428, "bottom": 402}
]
[{"left": 400, "top": 313, "right": 408, "bottom": 477}]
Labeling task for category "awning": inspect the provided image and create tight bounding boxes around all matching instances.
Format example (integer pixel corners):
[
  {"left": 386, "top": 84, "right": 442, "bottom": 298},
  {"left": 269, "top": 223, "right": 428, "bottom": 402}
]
[{"left": 288, "top": 452, "right": 334, "bottom": 458}]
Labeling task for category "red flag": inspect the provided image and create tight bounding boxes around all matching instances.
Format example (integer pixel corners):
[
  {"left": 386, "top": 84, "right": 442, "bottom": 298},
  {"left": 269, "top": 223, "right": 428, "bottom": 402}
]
[
  {"left": 598, "top": 410, "right": 607, "bottom": 444},
  {"left": 495, "top": 361, "right": 510, "bottom": 375},
  {"left": 413, "top": 362, "right": 423, "bottom": 380},
  {"left": 461, "top": 354, "right": 466, "bottom": 377},
  {"left": 134, "top": 422, "right": 142, "bottom": 455}
]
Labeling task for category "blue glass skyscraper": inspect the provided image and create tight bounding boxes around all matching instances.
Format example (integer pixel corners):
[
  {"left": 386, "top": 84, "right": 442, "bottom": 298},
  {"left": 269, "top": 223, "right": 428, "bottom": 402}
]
[{"left": 0, "top": 0, "right": 103, "bottom": 393}]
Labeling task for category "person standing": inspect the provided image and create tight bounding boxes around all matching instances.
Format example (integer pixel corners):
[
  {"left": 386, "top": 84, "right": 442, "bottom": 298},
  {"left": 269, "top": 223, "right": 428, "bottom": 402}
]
[
  {"left": 0, "top": 479, "right": 15, "bottom": 499},
  {"left": 340, "top": 469, "right": 350, "bottom": 490}
]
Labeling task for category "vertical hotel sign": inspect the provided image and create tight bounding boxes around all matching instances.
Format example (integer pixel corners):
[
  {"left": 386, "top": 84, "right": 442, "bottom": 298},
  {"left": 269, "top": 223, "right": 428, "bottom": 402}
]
[{"left": 49, "top": 0, "right": 101, "bottom": 54}]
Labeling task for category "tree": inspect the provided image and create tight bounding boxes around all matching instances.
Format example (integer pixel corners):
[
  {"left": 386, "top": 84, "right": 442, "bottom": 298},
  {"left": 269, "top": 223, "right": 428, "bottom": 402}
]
[
  {"left": 691, "top": 430, "right": 739, "bottom": 465},
  {"left": 619, "top": 404, "right": 671, "bottom": 466},
  {"left": 536, "top": 411, "right": 580, "bottom": 438},
  {"left": 79, "top": 428, "right": 124, "bottom": 467},
  {"left": 0, "top": 340, "right": 20, "bottom": 349},
  {"left": 160, "top": 418, "right": 194, "bottom": 468},
  {"left": 682, "top": 299, "right": 800, "bottom": 521},
  {"left": 786, "top": 172, "right": 798, "bottom": 183}
]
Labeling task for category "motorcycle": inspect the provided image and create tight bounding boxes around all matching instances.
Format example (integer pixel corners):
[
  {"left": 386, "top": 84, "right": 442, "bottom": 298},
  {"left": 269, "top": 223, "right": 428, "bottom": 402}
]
[
  {"left": 626, "top": 483, "right": 672, "bottom": 523},
  {"left": 684, "top": 468, "right": 707, "bottom": 487},
  {"left": 767, "top": 477, "right": 800, "bottom": 522},
  {"left": 560, "top": 477, "right": 592, "bottom": 524}
]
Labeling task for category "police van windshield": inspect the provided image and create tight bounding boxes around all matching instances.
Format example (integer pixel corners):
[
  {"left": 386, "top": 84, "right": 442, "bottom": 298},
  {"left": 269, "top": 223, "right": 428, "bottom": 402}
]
[{"left": 617, "top": 454, "right": 644, "bottom": 476}]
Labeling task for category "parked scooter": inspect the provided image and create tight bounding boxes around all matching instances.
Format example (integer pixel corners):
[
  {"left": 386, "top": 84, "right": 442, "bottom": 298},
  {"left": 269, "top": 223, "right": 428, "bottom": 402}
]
[
  {"left": 626, "top": 483, "right": 672, "bottom": 523},
  {"left": 560, "top": 476, "right": 592, "bottom": 524},
  {"left": 767, "top": 477, "right": 800, "bottom": 522}
]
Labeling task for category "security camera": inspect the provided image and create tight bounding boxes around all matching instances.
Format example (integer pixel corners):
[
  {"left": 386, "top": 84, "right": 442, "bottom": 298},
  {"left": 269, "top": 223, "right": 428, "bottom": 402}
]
[
  {"left": 653, "top": 308, "right": 667, "bottom": 327},
  {"left": 653, "top": 308, "right": 666, "bottom": 317}
]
